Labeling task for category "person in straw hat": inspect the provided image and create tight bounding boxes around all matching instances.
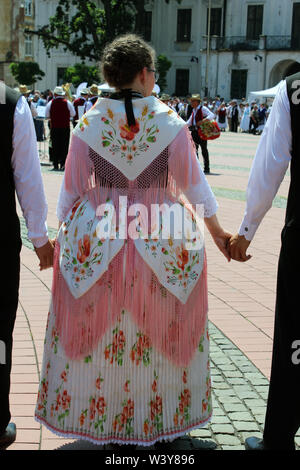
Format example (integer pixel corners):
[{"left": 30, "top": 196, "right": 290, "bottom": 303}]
[
  {"left": 19, "top": 84, "right": 38, "bottom": 118},
  {"left": 45, "top": 86, "right": 75, "bottom": 170},
  {"left": 85, "top": 84, "right": 100, "bottom": 112},
  {"left": 187, "top": 94, "right": 215, "bottom": 174}
]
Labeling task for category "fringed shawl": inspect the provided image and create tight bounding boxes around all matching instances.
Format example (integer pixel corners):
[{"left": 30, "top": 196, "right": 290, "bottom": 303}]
[{"left": 53, "top": 96, "right": 214, "bottom": 366}]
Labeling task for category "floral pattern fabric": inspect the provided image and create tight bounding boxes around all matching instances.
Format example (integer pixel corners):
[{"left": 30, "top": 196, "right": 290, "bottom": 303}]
[
  {"left": 58, "top": 197, "right": 123, "bottom": 298},
  {"left": 59, "top": 197, "right": 204, "bottom": 303},
  {"left": 73, "top": 96, "right": 186, "bottom": 181},
  {"left": 35, "top": 306, "right": 212, "bottom": 446}
]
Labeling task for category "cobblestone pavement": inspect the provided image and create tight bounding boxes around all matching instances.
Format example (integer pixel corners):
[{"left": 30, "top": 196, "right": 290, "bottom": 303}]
[{"left": 7, "top": 130, "right": 300, "bottom": 450}]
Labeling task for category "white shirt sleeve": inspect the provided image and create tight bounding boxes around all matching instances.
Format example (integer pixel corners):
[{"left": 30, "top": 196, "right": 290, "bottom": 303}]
[
  {"left": 238, "top": 80, "right": 292, "bottom": 240},
  {"left": 67, "top": 101, "right": 76, "bottom": 117},
  {"left": 201, "top": 105, "right": 215, "bottom": 121},
  {"left": 12, "top": 96, "right": 48, "bottom": 248},
  {"left": 45, "top": 100, "right": 51, "bottom": 118}
]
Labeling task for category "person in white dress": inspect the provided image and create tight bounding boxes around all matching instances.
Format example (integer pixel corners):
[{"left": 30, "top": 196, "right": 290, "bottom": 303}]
[
  {"left": 35, "top": 34, "right": 232, "bottom": 450},
  {"left": 240, "top": 103, "right": 250, "bottom": 132}
]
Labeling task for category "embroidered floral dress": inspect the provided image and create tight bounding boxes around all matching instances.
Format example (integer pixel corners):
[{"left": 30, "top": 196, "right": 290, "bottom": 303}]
[{"left": 35, "top": 95, "right": 218, "bottom": 446}]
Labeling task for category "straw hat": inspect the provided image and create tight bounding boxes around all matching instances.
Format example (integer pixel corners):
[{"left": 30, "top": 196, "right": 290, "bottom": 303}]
[
  {"left": 19, "top": 84, "right": 30, "bottom": 94},
  {"left": 89, "top": 84, "right": 99, "bottom": 95},
  {"left": 53, "top": 86, "right": 65, "bottom": 96},
  {"left": 160, "top": 93, "right": 170, "bottom": 101},
  {"left": 190, "top": 94, "right": 201, "bottom": 102}
]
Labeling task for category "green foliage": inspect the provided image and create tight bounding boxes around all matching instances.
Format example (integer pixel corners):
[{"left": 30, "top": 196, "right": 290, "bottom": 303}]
[
  {"left": 26, "top": 0, "right": 182, "bottom": 62},
  {"left": 156, "top": 54, "right": 172, "bottom": 92},
  {"left": 63, "top": 63, "right": 100, "bottom": 87},
  {"left": 9, "top": 61, "right": 45, "bottom": 85}
]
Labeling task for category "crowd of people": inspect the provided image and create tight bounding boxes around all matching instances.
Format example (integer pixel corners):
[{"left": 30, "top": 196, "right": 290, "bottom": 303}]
[
  {"left": 157, "top": 93, "right": 272, "bottom": 135},
  {"left": 17, "top": 83, "right": 271, "bottom": 178}
]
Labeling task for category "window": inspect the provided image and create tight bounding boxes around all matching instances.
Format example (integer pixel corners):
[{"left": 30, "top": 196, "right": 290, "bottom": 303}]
[
  {"left": 144, "top": 11, "right": 152, "bottom": 42},
  {"left": 246, "top": 5, "right": 263, "bottom": 40},
  {"left": 25, "top": 0, "right": 32, "bottom": 17},
  {"left": 231, "top": 70, "right": 247, "bottom": 99},
  {"left": 175, "top": 69, "right": 189, "bottom": 96},
  {"left": 207, "top": 8, "right": 222, "bottom": 36},
  {"left": 57, "top": 67, "right": 67, "bottom": 85},
  {"left": 177, "top": 9, "right": 192, "bottom": 42},
  {"left": 292, "top": 3, "right": 300, "bottom": 49},
  {"left": 24, "top": 35, "right": 33, "bottom": 57}
]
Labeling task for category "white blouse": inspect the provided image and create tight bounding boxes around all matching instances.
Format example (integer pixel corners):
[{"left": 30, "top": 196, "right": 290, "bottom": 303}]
[
  {"left": 238, "top": 80, "right": 292, "bottom": 240},
  {"left": 12, "top": 96, "right": 48, "bottom": 248}
]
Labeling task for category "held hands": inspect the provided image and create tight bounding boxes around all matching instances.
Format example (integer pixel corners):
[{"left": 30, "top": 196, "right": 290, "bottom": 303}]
[
  {"left": 211, "top": 229, "right": 233, "bottom": 262},
  {"left": 34, "top": 239, "right": 55, "bottom": 271},
  {"left": 228, "top": 234, "right": 251, "bottom": 262}
]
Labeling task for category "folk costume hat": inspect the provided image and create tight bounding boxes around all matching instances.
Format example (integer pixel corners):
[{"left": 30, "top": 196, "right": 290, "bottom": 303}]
[
  {"left": 19, "top": 84, "right": 30, "bottom": 94},
  {"left": 89, "top": 84, "right": 99, "bottom": 95},
  {"left": 190, "top": 94, "right": 202, "bottom": 102},
  {"left": 53, "top": 86, "right": 66, "bottom": 96}
]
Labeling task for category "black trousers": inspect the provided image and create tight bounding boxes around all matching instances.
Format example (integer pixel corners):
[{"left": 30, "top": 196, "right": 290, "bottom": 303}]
[
  {"left": 190, "top": 129, "right": 210, "bottom": 173},
  {"left": 50, "top": 127, "right": 70, "bottom": 169},
  {"left": 0, "top": 250, "right": 20, "bottom": 435},
  {"left": 263, "top": 225, "right": 300, "bottom": 450},
  {"left": 230, "top": 116, "right": 238, "bottom": 132},
  {"left": 249, "top": 118, "right": 258, "bottom": 134}
]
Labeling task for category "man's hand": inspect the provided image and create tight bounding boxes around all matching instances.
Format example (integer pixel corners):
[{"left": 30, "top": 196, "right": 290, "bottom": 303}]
[
  {"left": 34, "top": 239, "right": 55, "bottom": 270},
  {"left": 228, "top": 234, "right": 251, "bottom": 262}
]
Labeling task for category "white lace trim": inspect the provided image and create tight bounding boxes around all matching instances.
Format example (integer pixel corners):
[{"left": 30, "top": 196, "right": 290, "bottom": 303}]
[
  {"left": 35, "top": 413, "right": 212, "bottom": 448},
  {"left": 203, "top": 196, "right": 218, "bottom": 219}
]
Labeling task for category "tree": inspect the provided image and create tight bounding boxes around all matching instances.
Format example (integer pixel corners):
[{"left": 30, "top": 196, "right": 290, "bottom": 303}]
[
  {"left": 25, "top": 0, "right": 182, "bottom": 62},
  {"left": 9, "top": 61, "right": 45, "bottom": 85},
  {"left": 63, "top": 63, "right": 101, "bottom": 88},
  {"left": 156, "top": 54, "right": 172, "bottom": 92}
]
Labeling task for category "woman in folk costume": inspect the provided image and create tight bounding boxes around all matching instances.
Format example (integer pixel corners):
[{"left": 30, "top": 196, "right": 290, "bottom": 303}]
[
  {"left": 240, "top": 103, "right": 250, "bottom": 133},
  {"left": 216, "top": 103, "right": 227, "bottom": 131},
  {"left": 35, "top": 35, "right": 231, "bottom": 448}
]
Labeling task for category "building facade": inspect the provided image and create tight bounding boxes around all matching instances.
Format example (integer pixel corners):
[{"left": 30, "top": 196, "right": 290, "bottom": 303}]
[
  {"left": 0, "top": 0, "right": 36, "bottom": 87},
  {"left": 2, "top": 0, "right": 300, "bottom": 100},
  {"left": 149, "top": 0, "right": 300, "bottom": 100}
]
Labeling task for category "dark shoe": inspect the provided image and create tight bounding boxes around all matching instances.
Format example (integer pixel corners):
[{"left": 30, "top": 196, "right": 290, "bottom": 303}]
[
  {"left": 245, "top": 437, "right": 265, "bottom": 450},
  {"left": 155, "top": 436, "right": 217, "bottom": 451},
  {"left": 245, "top": 436, "right": 295, "bottom": 451},
  {"left": 204, "top": 170, "right": 210, "bottom": 174},
  {"left": 0, "top": 423, "right": 16, "bottom": 450}
]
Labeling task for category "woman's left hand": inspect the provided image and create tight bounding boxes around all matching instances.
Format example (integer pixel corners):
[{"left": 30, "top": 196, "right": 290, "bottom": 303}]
[{"left": 211, "top": 230, "right": 232, "bottom": 262}]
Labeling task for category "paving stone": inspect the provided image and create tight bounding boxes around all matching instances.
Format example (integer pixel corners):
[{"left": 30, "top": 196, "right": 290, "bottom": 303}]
[
  {"left": 228, "top": 411, "right": 254, "bottom": 422},
  {"left": 189, "top": 428, "right": 212, "bottom": 438},
  {"left": 215, "top": 434, "right": 241, "bottom": 446},
  {"left": 213, "top": 382, "right": 232, "bottom": 390},
  {"left": 244, "top": 399, "right": 266, "bottom": 409},
  {"left": 211, "top": 424, "right": 235, "bottom": 434},
  {"left": 211, "top": 415, "right": 231, "bottom": 424},
  {"left": 233, "top": 421, "right": 261, "bottom": 432},
  {"left": 221, "top": 445, "right": 245, "bottom": 450},
  {"left": 223, "top": 403, "right": 248, "bottom": 413}
]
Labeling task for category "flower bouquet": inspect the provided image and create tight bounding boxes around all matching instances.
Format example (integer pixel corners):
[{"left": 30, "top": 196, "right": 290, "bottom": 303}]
[{"left": 198, "top": 120, "right": 220, "bottom": 140}]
